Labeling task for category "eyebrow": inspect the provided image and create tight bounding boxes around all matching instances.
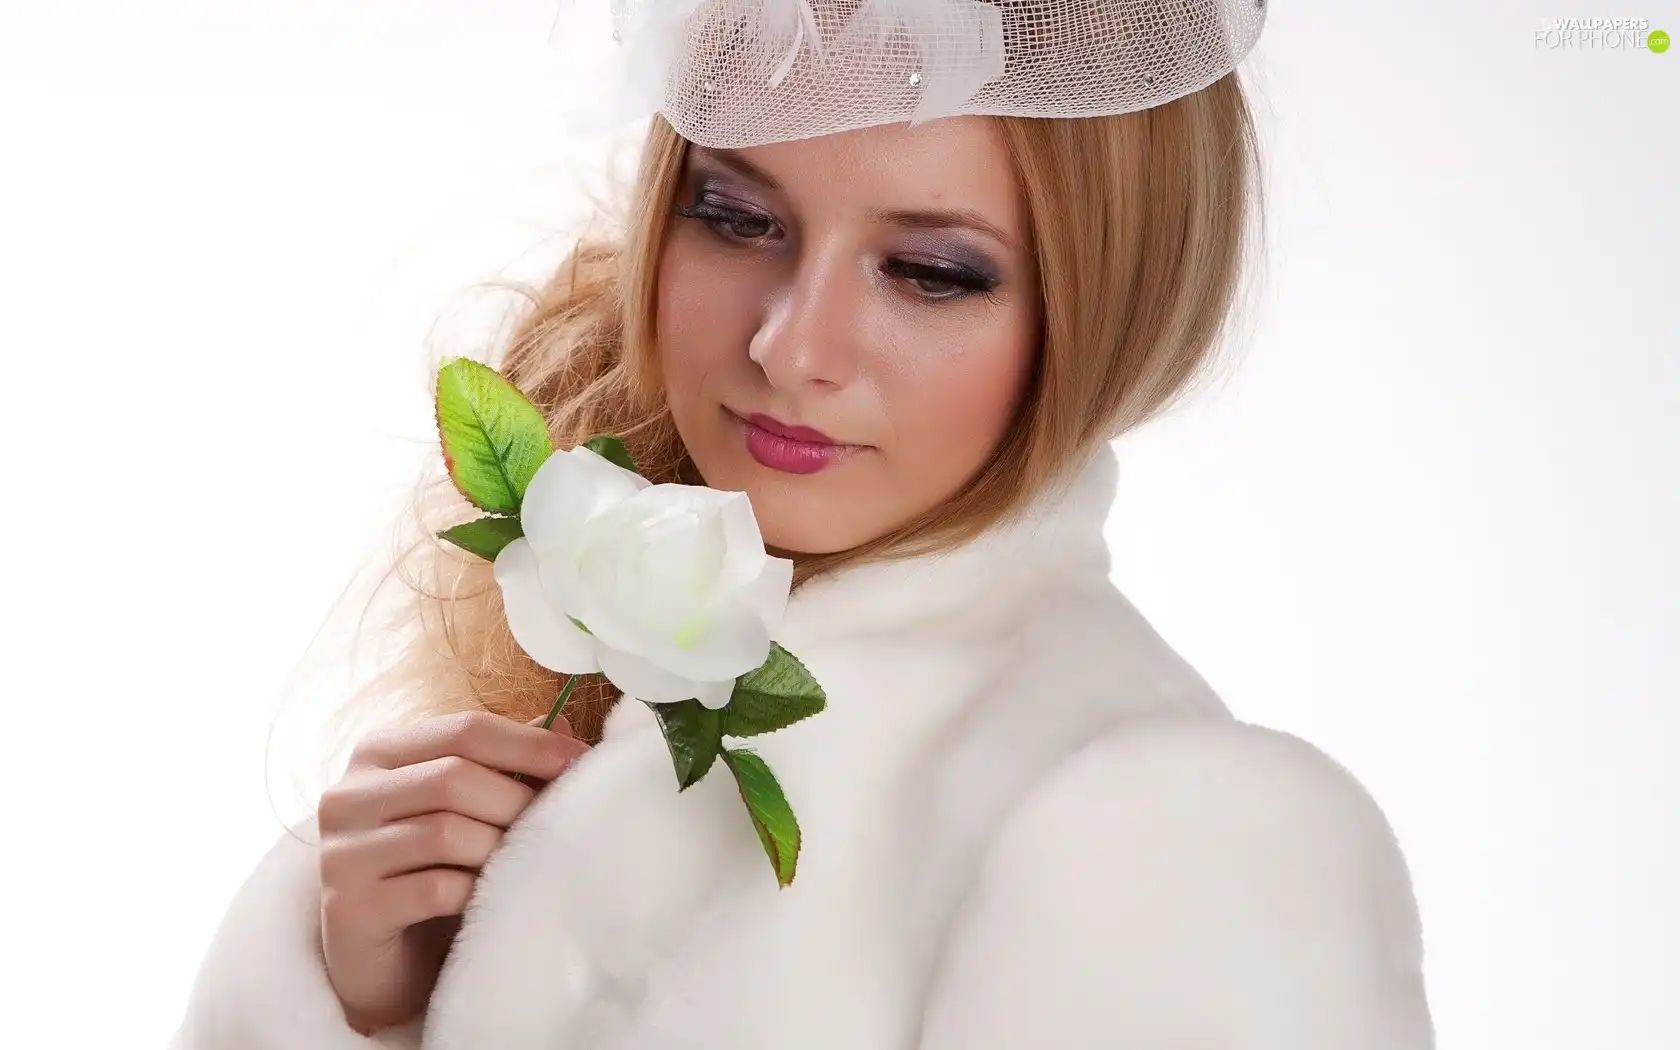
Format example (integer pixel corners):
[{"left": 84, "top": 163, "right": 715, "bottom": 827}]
[{"left": 694, "top": 147, "right": 1018, "bottom": 252}]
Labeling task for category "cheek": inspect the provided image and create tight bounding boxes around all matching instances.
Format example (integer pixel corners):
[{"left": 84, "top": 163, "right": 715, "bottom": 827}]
[
  {"left": 657, "top": 246, "right": 716, "bottom": 386},
  {"left": 656, "top": 237, "right": 758, "bottom": 399},
  {"left": 881, "top": 317, "right": 1035, "bottom": 470}
]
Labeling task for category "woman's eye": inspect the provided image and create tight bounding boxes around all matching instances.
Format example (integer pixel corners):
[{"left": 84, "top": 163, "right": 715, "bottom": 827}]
[
  {"left": 886, "top": 260, "right": 997, "bottom": 302},
  {"left": 677, "top": 200, "right": 778, "bottom": 243}
]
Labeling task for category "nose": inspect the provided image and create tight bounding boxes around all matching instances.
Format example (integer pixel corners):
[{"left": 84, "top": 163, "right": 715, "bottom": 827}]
[{"left": 747, "top": 246, "right": 862, "bottom": 392}]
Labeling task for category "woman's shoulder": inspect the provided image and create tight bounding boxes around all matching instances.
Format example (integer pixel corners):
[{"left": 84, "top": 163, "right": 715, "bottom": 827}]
[
  {"left": 1019, "top": 715, "right": 1409, "bottom": 847},
  {"left": 971, "top": 713, "right": 1428, "bottom": 970},
  {"left": 919, "top": 715, "right": 1434, "bottom": 1047}
]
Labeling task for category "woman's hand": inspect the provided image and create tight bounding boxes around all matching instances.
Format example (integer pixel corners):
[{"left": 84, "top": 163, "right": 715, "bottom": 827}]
[{"left": 316, "top": 710, "right": 590, "bottom": 1036}]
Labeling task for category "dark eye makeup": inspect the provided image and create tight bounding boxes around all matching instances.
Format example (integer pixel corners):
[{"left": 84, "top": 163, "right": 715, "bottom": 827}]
[
  {"left": 675, "top": 173, "right": 1004, "bottom": 305},
  {"left": 882, "top": 258, "right": 1000, "bottom": 300},
  {"left": 675, "top": 193, "right": 779, "bottom": 243}
]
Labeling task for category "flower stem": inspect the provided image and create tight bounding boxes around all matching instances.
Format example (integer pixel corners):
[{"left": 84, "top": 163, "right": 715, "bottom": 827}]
[
  {"left": 541, "top": 674, "right": 582, "bottom": 730},
  {"left": 514, "top": 674, "right": 583, "bottom": 788}
]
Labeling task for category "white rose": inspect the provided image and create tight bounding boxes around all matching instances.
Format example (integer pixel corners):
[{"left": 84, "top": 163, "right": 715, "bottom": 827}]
[{"left": 492, "top": 445, "right": 794, "bottom": 709}]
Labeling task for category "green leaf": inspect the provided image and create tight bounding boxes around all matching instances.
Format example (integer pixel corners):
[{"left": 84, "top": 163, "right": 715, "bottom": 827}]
[
  {"left": 720, "top": 644, "right": 827, "bottom": 738},
  {"left": 647, "top": 699, "right": 723, "bottom": 790},
  {"left": 722, "top": 748, "right": 801, "bottom": 888},
  {"left": 438, "top": 516, "right": 524, "bottom": 561},
  {"left": 581, "top": 434, "right": 638, "bottom": 475},
  {"left": 435, "top": 357, "right": 554, "bottom": 515}
]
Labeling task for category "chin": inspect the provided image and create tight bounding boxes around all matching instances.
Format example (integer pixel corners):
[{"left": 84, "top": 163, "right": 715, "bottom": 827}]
[
  {"left": 688, "top": 452, "right": 869, "bottom": 555},
  {"left": 732, "top": 474, "right": 869, "bottom": 556},
  {"left": 757, "top": 514, "right": 856, "bottom": 556}
]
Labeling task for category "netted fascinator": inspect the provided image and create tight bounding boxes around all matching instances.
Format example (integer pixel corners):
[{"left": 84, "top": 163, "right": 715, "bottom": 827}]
[{"left": 556, "top": 0, "right": 1267, "bottom": 148}]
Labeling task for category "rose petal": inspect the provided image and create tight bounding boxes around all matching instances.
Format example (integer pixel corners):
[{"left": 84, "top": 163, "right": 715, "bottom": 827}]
[
  {"left": 533, "top": 537, "right": 584, "bottom": 610},
  {"left": 595, "top": 644, "right": 709, "bottom": 704},
  {"left": 693, "top": 678, "right": 735, "bottom": 710},
  {"left": 713, "top": 491, "right": 771, "bottom": 594},
  {"left": 649, "top": 601, "right": 773, "bottom": 682},
  {"left": 565, "top": 486, "right": 741, "bottom": 658},
  {"left": 492, "top": 538, "right": 601, "bottom": 674},
  {"left": 627, "top": 491, "right": 727, "bottom": 606},
  {"left": 742, "top": 555, "right": 794, "bottom": 633},
  {"left": 521, "top": 446, "right": 650, "bottom": 556}
]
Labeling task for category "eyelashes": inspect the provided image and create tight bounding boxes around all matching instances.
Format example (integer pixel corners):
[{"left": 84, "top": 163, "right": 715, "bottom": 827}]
[
  {"left": 881, "top": 259, "right": 998, "bottom": 301},
  {"left": 675, "top": 197, "right": 776, "bottom": 243},
  {"left": 675, "top": 190, "right": 1002, "bottom": 304}
]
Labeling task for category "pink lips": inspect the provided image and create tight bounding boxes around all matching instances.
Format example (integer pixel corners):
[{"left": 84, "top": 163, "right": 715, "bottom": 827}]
[
  {"left": 735, "top": 411, "right": 851, "bottom": 475},
  {"left": 747, "top": 414, "right": 836, "bottom": 445}
]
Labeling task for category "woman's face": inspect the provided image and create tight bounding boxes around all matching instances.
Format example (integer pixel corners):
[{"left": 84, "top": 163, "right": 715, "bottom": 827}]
[{"left": 656, "top": 116, "right": 1040, "bottom": 554}]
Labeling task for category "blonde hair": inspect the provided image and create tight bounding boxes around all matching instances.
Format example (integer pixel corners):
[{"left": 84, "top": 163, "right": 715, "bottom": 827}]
[{"left": 308, "top": 74, "right": 1265, "bottom": 760}]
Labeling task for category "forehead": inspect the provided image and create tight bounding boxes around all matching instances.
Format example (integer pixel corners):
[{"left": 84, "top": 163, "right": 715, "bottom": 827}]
[{"left": 693, "top": 118, "right": 1026, "bottom": 244}]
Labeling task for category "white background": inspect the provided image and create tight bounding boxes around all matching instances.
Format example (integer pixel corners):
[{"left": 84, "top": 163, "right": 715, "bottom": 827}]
[{"left": 2, "top": 2, "right": 1675, "bottom": 1047}]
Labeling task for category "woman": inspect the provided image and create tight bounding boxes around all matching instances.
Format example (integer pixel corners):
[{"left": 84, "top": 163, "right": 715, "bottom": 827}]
[{"left": 171, "top": 3, "right": 1435, "bottom": 1047}]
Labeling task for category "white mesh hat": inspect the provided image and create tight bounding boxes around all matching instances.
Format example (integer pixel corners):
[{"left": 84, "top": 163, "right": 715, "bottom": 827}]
[{"left": 559, "top": 0, "right": 1268, "bottom": 148}]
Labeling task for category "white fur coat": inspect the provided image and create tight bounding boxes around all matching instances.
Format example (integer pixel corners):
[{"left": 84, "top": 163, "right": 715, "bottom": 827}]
[{"left": 169, "top": 443, "right": 1435, "bottom": 1049}]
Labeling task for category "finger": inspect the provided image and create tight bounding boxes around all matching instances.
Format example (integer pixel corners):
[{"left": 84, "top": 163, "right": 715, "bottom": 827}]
[
  {"left": 516, "top": 713, "right": 591, "bottom": 791},
  {"left": 325, "top": 868, "right": 478, "bottom": 942},
  {"left": 526, "top": 712, "right": 576, "bottom": 737},
  {"left": 322, "top": 812, "right": 504, "bottom": 884},
  {"left": 384, "top": 867, "right": 479, "bottom": 929},
  {"left": 322, "top": 754, "right": 542, "bottom": 831},
  {"left": 350, "top": 710, "right": 580, "bottom": 778}
]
